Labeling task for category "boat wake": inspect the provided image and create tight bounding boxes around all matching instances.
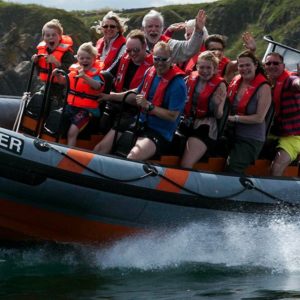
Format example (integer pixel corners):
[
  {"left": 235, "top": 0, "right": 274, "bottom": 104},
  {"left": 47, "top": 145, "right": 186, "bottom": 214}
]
[
  {"left": 1, "top": 217, "right": 300, "bottom": 274},
  {"left": 91, "top": 217, "right": 300, "bottom": 273}
]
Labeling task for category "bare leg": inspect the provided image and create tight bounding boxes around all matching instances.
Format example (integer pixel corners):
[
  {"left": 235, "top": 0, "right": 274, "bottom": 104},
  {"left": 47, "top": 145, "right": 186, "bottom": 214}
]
[
  {"left": 127, "top": 137, "right": 156, "bottom": 161},
  {"left": 67, "top": 124, "right": 80, "bottom": 147},
  {"left": 94, "top": 129, "right": 120, "bottom": 154},
  {"left": 180, "top": 137, "right": 207, "bottom": 168},
  {"left": 270, "top": 149, "right": 292, "bottom": 176}
]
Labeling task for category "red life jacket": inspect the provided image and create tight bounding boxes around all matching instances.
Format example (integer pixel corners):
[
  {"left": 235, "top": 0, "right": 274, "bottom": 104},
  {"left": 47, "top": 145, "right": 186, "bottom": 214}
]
[
  {"left": 178, "top": 44, "right": 206, "bottom": 76},
  {"left": 147, "top": 35, "right": 170, "bottom": 53},
  {"left": 227, "top": 73, "right": 268, "bottom": 115},
  {"left": 276, "top": 74, "right": 300, "bottom": 136},
  {"left": 114, "top": 53, "right": 153, "bottom": 92},
  {"left": 185, "top": 71, "right": 225, "bottom": 117},
  {"left": 159, "top": 35, "right": 171, "bottom": 43},
  {"left": 96, "top": 35, "right": 126, "bottom": 70},
  {"left": 218, "top": 56, "right": 230, "bottom": 77},
  {"left": 67, "top": 61, "right": 104, "bottom": 109},
  {"left": 37, "top": 35, "right": 73, "bottom": 82},
  {"left": 272, "top": 69, "right": 291, "bottom": 116},
  {"left": 141, "top": 65, "right": 184, "bottom": 107}
]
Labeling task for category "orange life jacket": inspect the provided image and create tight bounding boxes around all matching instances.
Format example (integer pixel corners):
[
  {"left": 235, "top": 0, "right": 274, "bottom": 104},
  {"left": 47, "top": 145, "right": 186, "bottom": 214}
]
[
  {"left": 67, "top": 61, "right": 105, "bottom": 109},
  {"left": 96, "top": 35, "right": 126, "bottom": 70},
  {"left": 114, "top": 53, "right": 153, "bottom": 92},
  {"left": 37, "top": 35, "right": 73, "bottom": 82},
  {"left": 185, "top": 71, "right": 225, "bottom": 117},
  {"left": 227, "top": 73, "right": 268, "bottom": 115},
  {"left": 141, "top": 65, "right": 185, "bottom": 107}
]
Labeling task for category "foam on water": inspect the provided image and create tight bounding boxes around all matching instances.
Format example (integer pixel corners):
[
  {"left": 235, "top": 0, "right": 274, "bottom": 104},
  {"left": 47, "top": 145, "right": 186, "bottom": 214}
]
[
  {"left": 2, "top": 216, "right": 300, "bottom": 273},
  {"left": 90, "top": 217, "right": 300, "bottom": 272}
]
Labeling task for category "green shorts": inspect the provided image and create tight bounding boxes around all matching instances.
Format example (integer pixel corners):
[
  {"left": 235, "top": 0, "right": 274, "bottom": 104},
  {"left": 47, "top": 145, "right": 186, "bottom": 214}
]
[
  {"left": 226, "top": 137, "right": 264, "bottom": 174},
  {"left": 277, "top": 135, "right": 300, "bottom": 161}
]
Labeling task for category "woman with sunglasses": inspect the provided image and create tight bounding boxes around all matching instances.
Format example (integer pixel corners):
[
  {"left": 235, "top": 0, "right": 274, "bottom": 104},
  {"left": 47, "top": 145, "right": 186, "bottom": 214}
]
[
  {"left": 94, "top": 11, "right": 128, "bottom": 70},
  {"left": 225, "top": 50, "right": 272, "bottom": 174},
  {"left": 180, "top": 51, "right": 227, "bottom": 168}
]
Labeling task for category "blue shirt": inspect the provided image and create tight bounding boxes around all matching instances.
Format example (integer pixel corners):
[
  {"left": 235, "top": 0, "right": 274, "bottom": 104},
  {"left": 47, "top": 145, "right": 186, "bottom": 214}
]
[{"left": 138, "top": 74, "right": 187, "bottom": 141}]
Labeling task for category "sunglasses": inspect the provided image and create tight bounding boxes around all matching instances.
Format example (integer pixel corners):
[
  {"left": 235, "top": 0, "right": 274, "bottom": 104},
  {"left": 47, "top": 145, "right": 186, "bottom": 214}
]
[
  {"left": 265, "top": 61, "right": 281, "bottom": 66},
  {"left": 209, "top": 48, "right": 223, "bottom": 51},
  {"left": 153, "top": 56, "right": 170, "bottom": 62},
  {"left": 126, "top": 47, "right": 141, "bottom": 54},
  {"left": 102, "top": 24, "right": 117, "bottom": 29}
]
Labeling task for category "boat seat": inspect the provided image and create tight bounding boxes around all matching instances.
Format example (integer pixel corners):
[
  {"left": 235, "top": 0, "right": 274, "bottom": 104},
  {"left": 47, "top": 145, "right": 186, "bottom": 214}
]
[
  {"left": 155, "top": 155, "right": 226, "bottom": 172},
  {"left": 245, "top": 159, "right": 299, "bottom": 177}
]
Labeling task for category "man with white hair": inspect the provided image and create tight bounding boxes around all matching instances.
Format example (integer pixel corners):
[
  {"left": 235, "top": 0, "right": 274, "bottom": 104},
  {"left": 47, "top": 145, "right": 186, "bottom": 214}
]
[
  {"left": 142, "top": 9, "right": 206, "bottom": 64},
  {"left": 163, "top": 19, "right": 208, "bottom": 75}
]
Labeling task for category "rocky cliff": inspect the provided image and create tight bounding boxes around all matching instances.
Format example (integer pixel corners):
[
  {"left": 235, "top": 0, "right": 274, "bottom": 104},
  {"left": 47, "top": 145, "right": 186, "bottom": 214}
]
[
  {"left": 0, "top": 0, "right": 299, "bottom": 96},
  {"left": 0, "top": 1, "right": 90, "bottom": 95}
]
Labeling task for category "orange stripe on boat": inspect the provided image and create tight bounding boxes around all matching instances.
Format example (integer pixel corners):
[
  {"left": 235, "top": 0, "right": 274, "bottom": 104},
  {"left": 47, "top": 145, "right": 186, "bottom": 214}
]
[
  {"left": 156, "top": 168, "right": 189, "bottom": 193},
  {"left": 0, "top": 198, "right": 139, "bottom": 243},
  {"left": 57, "top": 148, "right": 95, "bottom": 173}
]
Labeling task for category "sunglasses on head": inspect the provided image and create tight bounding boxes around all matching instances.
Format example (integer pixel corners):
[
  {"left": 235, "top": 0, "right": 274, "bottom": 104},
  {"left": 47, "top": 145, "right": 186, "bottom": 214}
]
[
  {"left": 265, "top": 61, "right": 281, "bottom": 66},
  {"left": 153, "top": 56, "right": 170, "bottom": 62},
  {"left": 102, "top": 24, "right": 117, "bottom": 29},
  {"left": 126, "top": 47, "right": 141, "bottom": 54}
]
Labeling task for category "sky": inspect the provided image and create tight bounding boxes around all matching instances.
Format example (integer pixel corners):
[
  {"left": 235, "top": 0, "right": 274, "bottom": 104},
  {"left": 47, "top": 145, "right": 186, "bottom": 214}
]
[{"left": 4, "top": 0, "right": 217, "bottom": 11}]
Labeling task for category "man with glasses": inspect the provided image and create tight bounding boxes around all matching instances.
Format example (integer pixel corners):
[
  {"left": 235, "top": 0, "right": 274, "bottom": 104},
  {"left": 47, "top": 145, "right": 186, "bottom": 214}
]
[
  {"left": 205, "top": 33, "right": 256, "bottom": 83},
  {"left": 264, "top": 52, "right": 300, "bottom": 176},
  {"left": 94, "top": 30, "right": 153, "bottom": 153},
  {"left": 95, "top": 42, "right": 187, "bottom": 160},
  {"left": 142, "top": 9, "right": 206, "bottom": 64}
]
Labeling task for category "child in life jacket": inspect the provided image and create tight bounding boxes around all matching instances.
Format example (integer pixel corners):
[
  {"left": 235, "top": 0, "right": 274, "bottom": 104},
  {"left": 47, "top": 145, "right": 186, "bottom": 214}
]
[
  {"left": 54, "top": 42, "right": 106, "bottom": 146},
  {"left": 28, "top": 19, "right": 75, "bottom": 116}
]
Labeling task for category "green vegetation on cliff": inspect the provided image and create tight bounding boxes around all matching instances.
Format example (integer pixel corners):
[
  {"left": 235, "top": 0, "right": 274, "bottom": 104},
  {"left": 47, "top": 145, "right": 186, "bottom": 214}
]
[
  {"left": 74, "top": 0, "right": 300, "bottom": 59},
  {"left": 0, "top": 0, "right": 299, "bottom": 95}
]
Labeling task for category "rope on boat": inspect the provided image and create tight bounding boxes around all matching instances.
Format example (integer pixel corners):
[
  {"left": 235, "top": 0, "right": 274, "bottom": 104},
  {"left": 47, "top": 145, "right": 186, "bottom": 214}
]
[
  {"left": 144, "top": 164, "right": 293, "bottom": 203},
  {"left": 146, "top": 164, "right": 248, "bottom": 200},
  {"left": 239, "top": 177, "right": 295, "bottom": 206},
  {"left": 34, "top": 139, "right": 292, "bottom": 204},
  {"left": 35, "top": 139, "right": 157, "bottom": 182}
]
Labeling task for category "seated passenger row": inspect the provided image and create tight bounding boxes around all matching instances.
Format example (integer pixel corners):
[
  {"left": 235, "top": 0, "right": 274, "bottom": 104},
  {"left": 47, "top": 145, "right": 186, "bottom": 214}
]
[{"left": 23, "top": 14, "right": 299, "bottom": 178}]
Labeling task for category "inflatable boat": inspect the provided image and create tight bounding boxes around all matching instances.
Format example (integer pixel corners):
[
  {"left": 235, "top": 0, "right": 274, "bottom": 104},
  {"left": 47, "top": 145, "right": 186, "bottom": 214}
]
[{"left": 0, "top": 36, "right": 299, "bottom": 244}]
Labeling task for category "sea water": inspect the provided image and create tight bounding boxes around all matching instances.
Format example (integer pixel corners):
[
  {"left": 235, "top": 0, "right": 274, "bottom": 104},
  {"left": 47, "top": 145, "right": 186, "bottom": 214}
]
[{"left": 1, "top": 217, "right": 300, "bottom": 299}]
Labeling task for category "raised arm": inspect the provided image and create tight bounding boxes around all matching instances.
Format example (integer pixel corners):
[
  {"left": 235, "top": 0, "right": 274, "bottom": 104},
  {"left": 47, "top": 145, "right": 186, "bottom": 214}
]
[
  {"left": 163, "top": 22, "right": 186, "bottom": 38},
  {"left": 169, "top": 9, "right": 207, "bottom": 63},
  {"left": 242, "top": 32, "right": 256, "bottom": 52}
]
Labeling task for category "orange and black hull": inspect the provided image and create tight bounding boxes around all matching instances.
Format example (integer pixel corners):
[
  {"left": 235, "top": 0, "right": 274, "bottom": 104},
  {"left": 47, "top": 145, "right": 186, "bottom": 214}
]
[{"left": 0, "top": 127, "right": 300, "bottom": 244}]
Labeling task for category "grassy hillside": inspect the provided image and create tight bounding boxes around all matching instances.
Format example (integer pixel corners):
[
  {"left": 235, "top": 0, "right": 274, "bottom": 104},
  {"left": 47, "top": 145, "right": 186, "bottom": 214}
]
[
  {"left": 0, "top": 0, "right": 299, "bottom": 68},
  {"left": 0, "top": 1, "right": 90, "bottom": 69},
  {"left": 74, "top": 0, "right": 300, "bottom": 59},
  {"left": 0, "top": 1, "right": 90, "bottom": 44}
]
